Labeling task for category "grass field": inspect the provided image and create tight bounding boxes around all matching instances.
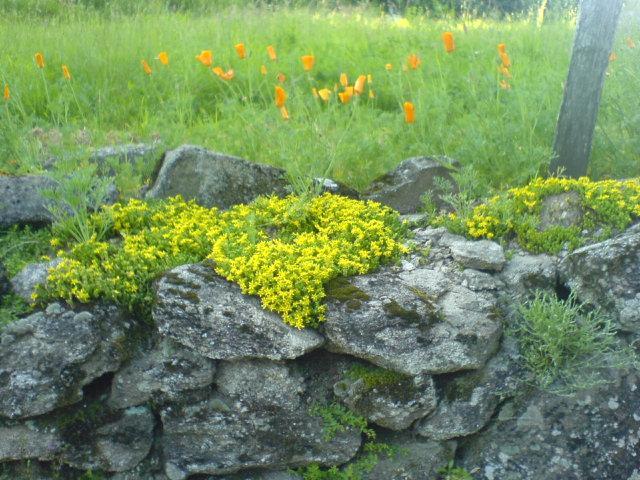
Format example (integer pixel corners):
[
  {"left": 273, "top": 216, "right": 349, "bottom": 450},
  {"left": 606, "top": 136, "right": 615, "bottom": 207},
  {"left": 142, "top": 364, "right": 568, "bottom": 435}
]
[{"left": 1, "top": 1, "right": 638, "bottom": 199}]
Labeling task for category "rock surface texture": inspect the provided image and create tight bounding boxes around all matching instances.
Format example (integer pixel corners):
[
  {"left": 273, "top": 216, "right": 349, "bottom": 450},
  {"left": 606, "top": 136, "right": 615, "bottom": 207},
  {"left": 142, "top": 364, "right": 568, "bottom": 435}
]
[
  {"left": 0, "top": 175, "right": 56, "bottom": 228},
  {"left": 0, "top": 169, "right": 638, "bottom": 479}
]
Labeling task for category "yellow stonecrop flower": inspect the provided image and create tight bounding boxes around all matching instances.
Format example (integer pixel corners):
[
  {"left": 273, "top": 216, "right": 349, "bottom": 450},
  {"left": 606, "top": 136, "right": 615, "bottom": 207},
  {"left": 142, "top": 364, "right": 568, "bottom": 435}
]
[
  {"left": 42, "top": 194, "right": 407, "bottom": 329},
  {"left": 433, "top": 177, "right": 640, "bottom": 254}
]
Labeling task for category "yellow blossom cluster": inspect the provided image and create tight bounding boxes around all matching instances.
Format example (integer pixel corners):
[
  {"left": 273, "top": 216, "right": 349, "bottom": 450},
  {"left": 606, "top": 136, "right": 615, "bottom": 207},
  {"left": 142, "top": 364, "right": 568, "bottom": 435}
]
[
  {"left": 41, "top": 194, "right": 407, "bottom": 328},
  {"left": 433, "top": 177, "right": 640, "bottom": 253}
]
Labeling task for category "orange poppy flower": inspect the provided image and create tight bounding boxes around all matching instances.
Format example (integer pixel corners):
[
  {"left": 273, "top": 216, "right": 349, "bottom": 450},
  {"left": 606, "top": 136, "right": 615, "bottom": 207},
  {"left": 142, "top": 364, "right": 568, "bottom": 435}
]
[
  {"left": 235, "top": 43, "right": 246, "bottom": 59},
  {"left": 213, "top": 67, "right": 235, "bottom": 80},
  {"left": 499, "top": 52, "right": 511, "bottom": 68},
  {"left": 499, "top": 65, "right": 511, "bottom": 78},
  {"left": 403, "top": 101, "right": 415, "bottom": 123},
  {"left": 626, "top": 37, "right": 636, "bottom": 49},
  {"left": 275, "top": 85, "right": 287, "bottom": 107},
  {"left": 62, "top": 64, "right": 72, "bottom": 80},
  {"left": 497, "top": 43, "right": 507, "bottom": 55},
  {"left": 340, "top": 73, "right": 348, "bottom": 87},
  {"left": 385, "top": 63, "right": 393, "bottom": 71},
  {"left": 338, "top": 91, "right": 352, "bottom": 104},
  {"left": 301, "top": 55, "right": 315, "bottom": 71},
  {"left": 442, "top": 32, "right": 455, "bottom": 53},
  {"left": 157, "top": 52, "right": 169, "bottom": 65},
  {"left": 277, "top": 72, "right": 286, "bottom": 83},
  {"left": 196, "top": 50, "right": 213, "bottom": 67},
  {"left": 260, "top": 65, "right": 268, "bottom": 75},
  {"left": 141, "top": 60, "right": 152, "bottom": 75},
  {"left": 279, "top": 105, "right": 290, "bottom": 120},
  {"left": 407, "top": 53, "right": 421, "bottom": 70},
  {"left": 318, "top": 88, "right": 331, "bottom": 102},
  {"left": 3, "top": 84, "right": 9, "bottom": 101},
  {"left": 34, "top": 52, "right": 45, "bottom": 69},
  {"left": 267, "top": 45, "right": 277, "bottom": 61},
  {"left": 354, "top": 75, "right": 366, "bottom": 95}
]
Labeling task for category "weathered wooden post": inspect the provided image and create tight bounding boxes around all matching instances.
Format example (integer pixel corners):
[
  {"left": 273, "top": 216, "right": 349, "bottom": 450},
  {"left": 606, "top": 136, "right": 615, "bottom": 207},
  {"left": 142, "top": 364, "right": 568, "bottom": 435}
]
[{"left": 549, "top": 0, "right": 624, "bottom": 177}]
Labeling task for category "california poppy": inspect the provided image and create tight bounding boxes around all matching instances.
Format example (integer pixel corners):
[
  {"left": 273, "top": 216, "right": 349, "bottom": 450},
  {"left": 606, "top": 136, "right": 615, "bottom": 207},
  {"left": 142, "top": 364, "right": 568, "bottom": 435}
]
[
  {"left": 354, "top": 75, "right": 366, "bottom": 95},
  {"left": 277, "top": 72, "right": 286, "bottom": 83},
  {"left": 442, "top": 32, "right": 455, "bottom": 53},
  {"left": 3, "top": 84, "right": 9, "bottom": 101},
  {"left": 267, "top": 45, "right": 277, "bottom": 61},
  {"left": 275, "top": 85, "right": 287, "bottom": 107},
  {"left": 403, "top": 101, "right": 415, "bottom": 123},
  {"left": 499, "top": 65, "right": 511, "bottom": 78},
  {"left": 407, "top": 54, "right": 421, "bottom": 70},
  {"left": 141, "top": 60, "right": 152, "bottom": 75},
  {"left": 340, "top": 73, "right": 348, "bottom": 87},
  {"left": 301, "top": 55, "right": 315, "bottom": 71},
  {"left": 497, "top": 43, "right": 507, "bottom": 55},
  {"left": 34, "top": 52, "right": 45, "bottom": 69},
  {"left": 196, "top": 50, "right": 213, "bottom": 67},
  {"left": 499, "top": 52, "right": 511, "bottom": 68},
  {"left": 338, "top": 91, "right": 352, "bottom": 104},
  {"left": 157, "top": 52, "right": 169, "bottom": 65},
  {"left": 213, "top": 67, "right": 235, "bottom": 80},
  {"left": 62, "top": 64, "right": 72, "bottom": 80},
  {"left": 318, "top": 88, "right": 331, "bottom": 102},
  {"left": 235, "top": 43, "right": 246, "bottom": 60}
]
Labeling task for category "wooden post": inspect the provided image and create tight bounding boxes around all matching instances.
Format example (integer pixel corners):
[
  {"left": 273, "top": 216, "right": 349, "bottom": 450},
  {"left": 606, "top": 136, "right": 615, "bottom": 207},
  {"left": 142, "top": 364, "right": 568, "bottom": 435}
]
[{"left": 549, "top": 0, "right": 623, "bottom": 178}]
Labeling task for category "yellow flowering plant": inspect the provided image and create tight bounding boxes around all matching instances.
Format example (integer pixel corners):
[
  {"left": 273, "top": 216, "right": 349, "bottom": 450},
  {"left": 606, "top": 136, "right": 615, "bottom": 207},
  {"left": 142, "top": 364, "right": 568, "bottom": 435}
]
[
  {"left": 433, "top": 177, "right": 640, "bottom": 254},
  {"left": 40, "top": 194, "right": 408, "bottom": 328}
]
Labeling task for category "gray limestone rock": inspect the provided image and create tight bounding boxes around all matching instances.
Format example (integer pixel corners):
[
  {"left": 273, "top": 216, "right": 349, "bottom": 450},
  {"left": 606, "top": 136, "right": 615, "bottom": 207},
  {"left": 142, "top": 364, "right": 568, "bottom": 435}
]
[
  {"left": 154, "top": 263, "right": 324, "bottom": 361},
  {"left": 559, "top": 223, "right": 640, "bottom": 332},
  {"left": 91, "top": 143, "right": 160, "bottom": 175},
  {"left": 161, "top": 360, "right": 361, "bottom": 479},
  {"left": 145, "top": 145, "right": 290, "bottom": 209},
  {"left": 364, "top": 432, "right": 456, "bottom": 480},
  {"left": 0, "top": 175, "right": 56, "bottom": 228},
  {"left": 539, "top": 191, "right": 584, "bottom": 230},
  {"left": 459, "top": 370, "right": 640, "bottom": 480},
  {"left": 334, "top": 372, "right": 437, "bottom": 430},
  {"left": 324, "top": 269, "right": 502, "bottom": 375},
  {"left": 500, "top": 253, "right": 558, "bottom": 298},
  {"left": 363, "top": 156, "right": 459, "bottom": 214},
  {"left": 0, "top": 303, "right": 130, "bottom": 418},
  {"left": 447, "top": 238, "right": 506, "bottom": 272},
  {"left": 212, "top": 472, "right": 302, "bottom": 480},
  {"left": 417, "top": 338, "right": 526, "bottom": 441},
  {"left": 10, "top": 258, "right": 62, "bottom": 303},
  {"left": 109, "top": 338, "right": 216, "bottom": 409}
]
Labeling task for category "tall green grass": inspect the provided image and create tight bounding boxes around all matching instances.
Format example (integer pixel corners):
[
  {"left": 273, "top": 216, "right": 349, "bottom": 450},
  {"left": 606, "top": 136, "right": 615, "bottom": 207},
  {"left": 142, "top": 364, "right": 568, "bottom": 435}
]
[{"left": 0, "top": 2, "right": 638, "bottom": 195}]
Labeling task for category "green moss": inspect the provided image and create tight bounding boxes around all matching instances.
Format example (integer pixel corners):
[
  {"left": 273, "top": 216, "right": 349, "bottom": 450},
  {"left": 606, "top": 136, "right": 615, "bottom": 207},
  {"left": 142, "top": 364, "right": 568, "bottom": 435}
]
[
  {"left": 325, "top": 277, "right": 371, "bottom": 311},
  {"left": 345, "top": 364, "right": 410, "bottom": 391},
  {"left": 383, "top": 300, "right": 420, "bottom": 323}
]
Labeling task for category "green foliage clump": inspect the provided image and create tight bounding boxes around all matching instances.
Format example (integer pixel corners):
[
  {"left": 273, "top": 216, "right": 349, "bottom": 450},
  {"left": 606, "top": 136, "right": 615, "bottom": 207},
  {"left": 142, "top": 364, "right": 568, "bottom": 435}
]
[
  {"left": 301, "top": 404, "right": 394, "bottom": 480},
  {"left": 437, "top": 461, "right": 475, "bottom": 480},
  {"left": 0, "top": 225, "right": 53, "bottom": 277},
  {"left": 433, "top": 177, "right": 640, "bottom": 253},
  {"left": 345, "top": 364, "right": 409, "bottom": 390},
  {"left": 0, "top": 293, "right": 31, "bottom": 330},
  {"left": 512, "top": 290, "right": 639, "bottom": 393},
  {"left": 40, "top": 194, "right": 407, "bottom": 328}
]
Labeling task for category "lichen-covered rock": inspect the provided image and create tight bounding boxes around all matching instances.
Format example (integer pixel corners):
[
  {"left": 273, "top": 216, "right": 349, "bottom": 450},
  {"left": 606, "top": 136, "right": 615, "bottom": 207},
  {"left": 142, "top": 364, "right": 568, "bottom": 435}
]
[
  {"left": 363, "top": 156, "right": 459, "bottom": 214},
  {"left": 109, "top": 338, "right": 216, "bottom": 409},
  {"left": 333, "top": 372, "right": 437, "bottom": 430},
  {"left": 313, "top": 178, "right": 359, "bottom": 199},
  {"left": 324, "top": 268, "right": 502, "bottom": 375},
  {"left": 0, "top": 175, "right": 56, "bottom": 228},
  {"left": 559, "top": 223, "right": 640, "bottom": 332},
  {"left": 500, "top": 253, "right": 558, "bottom": 298},
  {"left": 10, "top": 258, "right": 62, "bottom": 303},
  {"left": 458, "top": 370, "right": 640, "bottom": 480},
  {"left": 145, "top": 145, "right": 290, "bottom": 209},
  {"left": 0, "top": 302, "right": 131, "bottom": 418},
  {"left": 91, "top": 143, "right": 161, "bottom": 175},
  {"left": 161, "top": 360, "right": 361, "bottom": 479},
  {"left": 213, "top": 470, "right": 303, "bottom": 480},
  {"left": 364, "top": 432, "right": 456, "bottom": 480},
  {"left": 446, "top": 237, "right": 506, "bottom": 272},
  {"left": 417, "top": 338, "right": 526, "bottom": 441},
  {"left": 154, "top": 263, "right": 324, "bottom": 361},
  {"left": 0, "top": 405, "right": 154, "bottom": 473}
]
